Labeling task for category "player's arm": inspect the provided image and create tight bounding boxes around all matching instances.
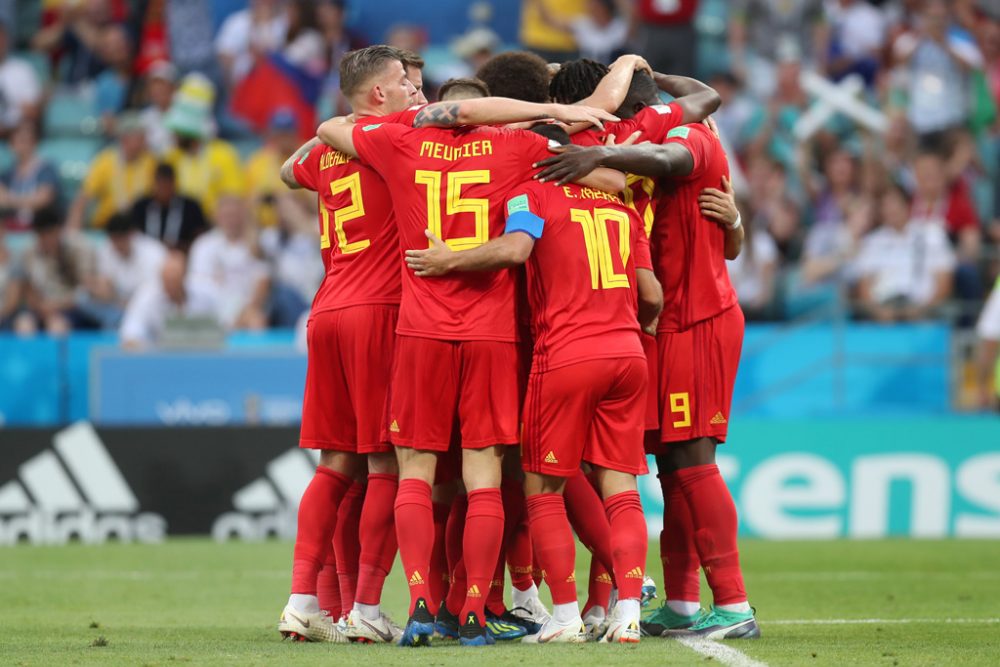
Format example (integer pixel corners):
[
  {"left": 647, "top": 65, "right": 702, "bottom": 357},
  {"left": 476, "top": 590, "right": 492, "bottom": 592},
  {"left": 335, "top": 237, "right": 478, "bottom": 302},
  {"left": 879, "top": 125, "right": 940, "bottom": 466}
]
[
  {"left": 652, "top": 73, "right": 721, "bottom": 125},
  {"left": 535, "top": 142, "right": 694, "bottom": 186},
  {"left": 637, "top": 268, "right": 663, "bottom": 334},
  {"left": 579, "top": 54, "right": 652, "bottom": 113},
  {"left": 405, "top": 229, "right": 535, "bottom": 276},
  {"left": 699, "top": 176, "right": 744, "bottom": 260},
  {"left": 412, "top": 99, "right": 617, "bottom": 130},
  {"left": 280, "top": 137, "right": 322, "bottom": 189},
  {"left": 316, "top": 117, "right": 359, "bottom": 158}
]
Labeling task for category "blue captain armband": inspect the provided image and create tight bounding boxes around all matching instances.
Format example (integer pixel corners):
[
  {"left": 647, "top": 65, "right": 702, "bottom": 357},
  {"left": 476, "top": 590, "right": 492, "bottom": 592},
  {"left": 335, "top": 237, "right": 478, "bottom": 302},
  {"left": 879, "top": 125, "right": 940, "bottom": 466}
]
[{"left": 505, "top": 211, "right": 545, "bottom": 239}]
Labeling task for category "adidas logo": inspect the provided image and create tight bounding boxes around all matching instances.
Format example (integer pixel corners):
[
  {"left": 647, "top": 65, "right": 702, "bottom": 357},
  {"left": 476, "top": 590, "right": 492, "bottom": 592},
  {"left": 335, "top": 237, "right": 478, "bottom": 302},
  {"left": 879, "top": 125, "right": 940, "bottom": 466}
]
[
  {"left": 624, "top": 567, "right": 644, "bottom": 579},
  {"left": 389, "top": 420, "right": 400, "bottom": 433},
  {"left": 595, "top": 572, "right": 613, "bottom": 584},
  {"left": 511, "top": 565, "right": 533, "bottom": 574},
  {"left": 0, "top": 422, "right": 167, "bottom": 546},
  {"left": 566, "top": 573, "right": 576, "bottom": 583},
  {"left": 710, "top": 412, "right": 727, "bottom": 425},
  {"left": 544, "top": 451, "right": 559, "bottom": 464},
  {"left": 211, "top": 447, "right": 321, "bottom": 542},
  {"left": 467, "top": 584, "right": 482, "bottom": 597},
  {"left": 409, "top": 571, "right": 426, "bottom": 586}
]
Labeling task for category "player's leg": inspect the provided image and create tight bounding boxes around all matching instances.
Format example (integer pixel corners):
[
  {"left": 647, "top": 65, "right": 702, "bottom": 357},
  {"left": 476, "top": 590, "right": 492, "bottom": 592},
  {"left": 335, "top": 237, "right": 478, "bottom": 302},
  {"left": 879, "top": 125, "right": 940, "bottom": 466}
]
[
  {"left": 507, "top": 517, "right": 549, "bottom": 633},
  {"left": 317, "top": 546, "right": 341, "bottom": 620},
  {"left": 482, "top": 449, "right": 529, "bottom": 641},
  {"left": 586, "top": 357, "right": 650, "bottom": 644},
  {"left": 581, "top": 558, "right": 613, "bottom": 638},
  {"left": 437, "top": 477, "right": 466, "bottom": 638},
  {"left": 564, "top": 468, "right": 615, "bottom": 637},
  {"left": 334, "top": 480, "right": 364, "bottom": 623},
  {"left": 280, "top": 310, "right": 358, "bottom": 643},
  {"left": 430, "top": 480, "right": 455, "bottom": 618}
]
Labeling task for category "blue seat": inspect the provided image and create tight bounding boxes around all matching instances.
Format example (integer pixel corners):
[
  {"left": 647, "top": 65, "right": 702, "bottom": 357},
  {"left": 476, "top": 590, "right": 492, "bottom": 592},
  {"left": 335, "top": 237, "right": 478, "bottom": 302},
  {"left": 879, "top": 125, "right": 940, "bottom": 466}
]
[
  {"left": 44, "top": 88, "right": 100, "bottom": 137},
  {"left": 37, "top": 137, "right": 103, "bottom": 201}
]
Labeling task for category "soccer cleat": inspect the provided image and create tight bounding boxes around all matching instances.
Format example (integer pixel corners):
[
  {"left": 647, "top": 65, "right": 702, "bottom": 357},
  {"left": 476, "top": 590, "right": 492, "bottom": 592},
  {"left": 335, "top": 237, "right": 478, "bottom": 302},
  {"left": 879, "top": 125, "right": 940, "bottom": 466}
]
[
  {"left": 599, "top": 603, "right": 640, "bottom": 644},
  {"left": 672, "top": 606, "right": 761, "bottom": 640},
  {"left": 485, "top": 610, "right": 529, "bottom": 640},
  {"left": 435, "top": 603, "right": 460, "bottom": 639},
  {"left": 581, "top": 606, "right": 608, "bottom": 641},
  {"left": 345, "top": 609, "right": 403, "bottom": 644},
  {"left": 278, "top": 605, "right": 348, "bottom": 643},
  {"left": 640, "top": 604, "right": 702, "bottom": 636},
  {"left": 640, "top": 576, "right": 658, "bottom": 607},
  {"left": 509, "top": 594, "right": 551, "bottom": 635},
  {"left": 398, "top": 597, "right": 436, "bottom": 647},
  {"left": 458, "top": 611, "right": 494, "bottom": 646},
  {"left": 521, "top": 615, "right": 588, "bottom": 644}
]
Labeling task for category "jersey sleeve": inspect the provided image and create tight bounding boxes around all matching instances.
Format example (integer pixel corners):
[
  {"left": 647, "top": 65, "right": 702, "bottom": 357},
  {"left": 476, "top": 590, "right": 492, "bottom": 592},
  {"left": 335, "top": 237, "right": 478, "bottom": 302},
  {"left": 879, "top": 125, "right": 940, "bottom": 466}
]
[
  {"left": 379, "top": 105, "right": 426, "bottom": 127},
  {"left": 631, "top": 103, "right": 684, "bottom": 143},
  {"left": 662, "top": 124, "right": 713, "bottom": 180},
  {"left": 291, "top": 144, "right": 323, "bottom": 191},
  {"left": 352, "top": 122, "right": 408, "bottom": 174},
  {"left": 632, "top": 210, "right": 653, "bottom": 270},
  {"left": 504, "top": 183, "right": 546, "bottom": 239}
]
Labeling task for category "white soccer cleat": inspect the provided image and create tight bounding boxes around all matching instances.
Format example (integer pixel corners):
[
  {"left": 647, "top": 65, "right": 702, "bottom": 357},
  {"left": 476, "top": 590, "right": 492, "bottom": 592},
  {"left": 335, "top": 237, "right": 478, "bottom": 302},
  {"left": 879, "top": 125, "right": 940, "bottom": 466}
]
[
  {"left": 278, "top": 604, "right": 348, "bottom": 643},
  {"left": 510, "top": 593, "right": 552, "bottom": 634},
  {"left": 582, "top": 606, "right": 608, "bottom": 641},
  {"left": 345, "top": 609, "right": 404, "bottom": 644},
  {"left": 599, "top": 603, "right": 640, "bottom": 644},
  {"left": 521, "top": 616, "right": 588, "bottom": 644}
]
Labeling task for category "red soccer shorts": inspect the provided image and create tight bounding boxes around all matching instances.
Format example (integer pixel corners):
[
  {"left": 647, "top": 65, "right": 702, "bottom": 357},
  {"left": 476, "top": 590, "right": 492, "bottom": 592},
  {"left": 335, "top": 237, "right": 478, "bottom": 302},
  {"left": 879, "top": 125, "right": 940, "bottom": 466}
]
[
  {"left": 522, "top": 357, "right": 649, "bottom": 478},
  {"left": 642, "top": 332, "right": 659, "bottom": 431},
  {"left": 388, "top": 335, "right": 521, "bottom": 451},
  {"left": 648, "top": 305, "right": 744, "bottom": 453},
  {"left": 299, "top": 305, "right": 398, "bottom": 454}
]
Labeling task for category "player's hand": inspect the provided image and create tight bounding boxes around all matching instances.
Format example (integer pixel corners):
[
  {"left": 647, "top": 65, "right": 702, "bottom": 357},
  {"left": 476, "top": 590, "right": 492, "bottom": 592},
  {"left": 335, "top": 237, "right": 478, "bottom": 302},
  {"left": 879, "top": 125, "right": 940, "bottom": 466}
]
[
  {"left": 606, "top": 130, "right": 642, "bottom": 147},
  {"left": 698, "top": 176, "right": 738, "bottom": 226},
  {"left": 534, "top": 145, "right": 607, "bottom": 185},
  {"left": 702, "top": 116, "right": 720, "bottom": 138},
  {"left": 548, "top": 104, "right": 618, "bottom": 130},
  {"left": 404, "top": 230, "right": 455, "bottom": 277}
]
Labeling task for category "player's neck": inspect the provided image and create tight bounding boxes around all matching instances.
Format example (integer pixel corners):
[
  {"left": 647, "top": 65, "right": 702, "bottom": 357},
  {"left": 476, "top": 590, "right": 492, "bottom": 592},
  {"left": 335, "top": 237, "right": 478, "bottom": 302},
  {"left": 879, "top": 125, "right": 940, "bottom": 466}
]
[{"left": 352, "top": 100, "right": 386, "bottom": 119}]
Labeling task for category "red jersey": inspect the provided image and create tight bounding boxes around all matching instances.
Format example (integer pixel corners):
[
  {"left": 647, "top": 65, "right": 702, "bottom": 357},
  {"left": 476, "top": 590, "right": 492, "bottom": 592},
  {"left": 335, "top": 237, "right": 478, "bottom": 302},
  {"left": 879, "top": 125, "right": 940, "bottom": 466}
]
[
  {"left": 505, "top": 180, "right": 650, "bottom": 372},
  {"left": 571, "top": 103, "right": 684, "bottom": 238},
  {"left": 353, "top": 123, "right": 554, "bottom": 342},
  {"left": 651, "top": 123, "right": 737, "bottom": 332}
]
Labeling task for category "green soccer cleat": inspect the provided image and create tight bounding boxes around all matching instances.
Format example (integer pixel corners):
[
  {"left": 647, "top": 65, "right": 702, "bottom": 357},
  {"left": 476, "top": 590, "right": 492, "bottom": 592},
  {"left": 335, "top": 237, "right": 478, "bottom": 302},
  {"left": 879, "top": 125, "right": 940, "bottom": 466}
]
[
  {"left": 640, "top": 604, "right": 702, "bottom": 637},
  {"left": 672, "top": 606, "right": 760, "bottom": 640}
]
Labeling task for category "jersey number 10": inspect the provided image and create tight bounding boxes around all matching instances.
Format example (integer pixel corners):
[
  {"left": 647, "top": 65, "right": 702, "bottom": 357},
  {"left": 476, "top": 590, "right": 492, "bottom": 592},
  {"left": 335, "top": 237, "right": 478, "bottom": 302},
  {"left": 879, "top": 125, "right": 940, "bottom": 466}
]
[{"left": 571, "top": 207, "right": 631, "bottom": 291}]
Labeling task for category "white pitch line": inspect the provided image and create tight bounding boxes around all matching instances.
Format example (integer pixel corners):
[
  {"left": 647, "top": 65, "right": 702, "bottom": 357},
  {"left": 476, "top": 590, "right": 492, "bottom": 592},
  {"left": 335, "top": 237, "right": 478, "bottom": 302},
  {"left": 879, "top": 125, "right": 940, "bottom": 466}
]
[
  {"left": 767, "top": 618, "right": 1000, "bottom": 626},
  {"left": 676, "top": 637, "right": 769, "bottom": 667}
]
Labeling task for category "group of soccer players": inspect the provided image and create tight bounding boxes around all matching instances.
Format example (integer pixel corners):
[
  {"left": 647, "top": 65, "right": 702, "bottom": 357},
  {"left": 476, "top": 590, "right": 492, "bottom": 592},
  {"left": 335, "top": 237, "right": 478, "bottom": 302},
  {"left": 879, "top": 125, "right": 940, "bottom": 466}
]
[{"left": 275, "top": 43, "right": 759, "bottom": 648}]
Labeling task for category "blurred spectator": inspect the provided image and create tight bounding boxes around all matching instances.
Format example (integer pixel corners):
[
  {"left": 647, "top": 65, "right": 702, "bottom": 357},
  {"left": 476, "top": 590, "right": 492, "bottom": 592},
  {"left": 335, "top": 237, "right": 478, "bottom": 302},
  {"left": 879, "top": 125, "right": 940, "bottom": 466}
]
[
  {"left": 259, "top": 198, "right": 323, "bottom": 328},
  {"left": 0, "top": 20, "right": 42, "bottom": 138},
  {"left": 892, "top": 0, "right": 983, "bottom": 137},
  {"left": 187, "top": 195, "right": 269, "bottom": 330},
  {"left": 729, "top": 0, "right": 829, "bottom": 99},
  {"left": 744, "top": 46, "right": 811, "bottom": 169},
  {"left": 727, "top": 220, "right": 780, "bottom": 320},
  {"left": 93, "top": 23, "right": 134, "bottom": 137},
  {"left": 165, "top": 0, "right": 217, "bottom": 78},
  {"left": 317, "top": 0, "right": 366, "bottom": 111},
  {"left": 632, "top": 0, "right": 699, "bottom": 77},
  {"left": 856, "top": 184, "right": 955, "bottom": 322},
  {"left": 520, "top": 0, "right": 586, "bottom": 63},
  {"left": 32, "top": 0, "right": 112, "bottom": 84},
  {"left": 827, "top": 0, "right": 886, "bottom": 87},
  {"left": 710, "top": 71, "right": 758, "bottom": 155},
  {"left": 0, "top": 224, "right": 23, "bottom": 329},
  {"left": 131, "top": 163, "right": 207, "bottom": 252},
  {"left": 247, "top": 108, "right": 303, "bottom": 229},
  {"left": 446, "top": 28, "right": 501, "bottom": 81},
  {"left": 67, "top": 113, "right": 154, "bottom": 230},
  {"left": 746, "top": 155, "right": 802, "bottom": 257},
  {"left": 80, "top": 213, "right": 166, "bottom": 329},
  {"left": 138, "top": 60, "right": 178, "bottom": 156},
  {"left": 385, "top": 24, "right": 427, "bottom": 56},
  {"left": 119, "top": 249, "right": 218, "bottom": 349},
  {"left": 19, "top": 207, "right": 97, "bottom": 335},
  {"left": 163, "top": 73, "right": 244, "bottom": 221},
  {"left": 976, "top": 276, "right": 1000, "bottom": 409},
  {"left": 528, "top": 0, "right": 627, "bottom": 65},
  {"left": 282, "top": 0, "right": 325, "bottom": 73},
  {"left": 215, "top": 0, "right": 288, "bottom": 87},
  {"left": 0, "top": 122, "right": 60, "bottom": 230}
]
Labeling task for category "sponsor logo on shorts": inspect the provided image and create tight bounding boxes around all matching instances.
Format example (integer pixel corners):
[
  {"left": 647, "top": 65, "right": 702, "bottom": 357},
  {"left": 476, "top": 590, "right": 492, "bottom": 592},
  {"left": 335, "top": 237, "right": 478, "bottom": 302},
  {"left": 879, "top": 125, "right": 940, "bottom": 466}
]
[
  {"left": 624, "top": 567, "right": 644, "bottom": 579},
  {"left": 409, "top": 571, "right": 425, "bottom": 586},
  {"left": 710, "top": 412, "right": 727, "bottom": 425},
  {"left": 544, "top": 451, "right": 559, "bottom": 464},
  {"left": 389, "top": 420, "right": 400, "bottom": 433}
]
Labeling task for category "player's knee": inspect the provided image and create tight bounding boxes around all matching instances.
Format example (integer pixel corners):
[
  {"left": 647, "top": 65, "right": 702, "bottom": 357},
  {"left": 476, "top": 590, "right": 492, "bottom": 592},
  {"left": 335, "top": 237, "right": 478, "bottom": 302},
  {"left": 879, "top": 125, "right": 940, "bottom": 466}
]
[
  {"left": 524, "top": 472, "right": 565, "bottom": 496},
  {"left": 318, "top": 450, "right": 361, "bottom": 476},
  {"left": 367, "top": 451, "right": 398, "bottom": 475}
]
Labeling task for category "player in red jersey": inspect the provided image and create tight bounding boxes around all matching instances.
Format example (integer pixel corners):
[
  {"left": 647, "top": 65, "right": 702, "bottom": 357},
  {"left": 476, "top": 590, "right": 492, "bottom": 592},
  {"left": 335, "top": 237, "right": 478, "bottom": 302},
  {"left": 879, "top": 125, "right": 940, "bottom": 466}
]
[
  {"left": 317, "top": 95, "right": 620, "bottom": 647},
  {"left": 535, "top": 123, "right": 759, "bottom": 640},
  {"left": 403, "top": 125, "right": 663, "bottom": 644}
]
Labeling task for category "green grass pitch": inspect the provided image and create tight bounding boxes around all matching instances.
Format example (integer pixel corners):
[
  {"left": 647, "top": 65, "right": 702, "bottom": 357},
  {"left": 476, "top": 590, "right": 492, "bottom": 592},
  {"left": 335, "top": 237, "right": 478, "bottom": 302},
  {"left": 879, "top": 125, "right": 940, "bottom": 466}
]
[{"left": 1, "top": 539, "right": 998, "bottom": 665}]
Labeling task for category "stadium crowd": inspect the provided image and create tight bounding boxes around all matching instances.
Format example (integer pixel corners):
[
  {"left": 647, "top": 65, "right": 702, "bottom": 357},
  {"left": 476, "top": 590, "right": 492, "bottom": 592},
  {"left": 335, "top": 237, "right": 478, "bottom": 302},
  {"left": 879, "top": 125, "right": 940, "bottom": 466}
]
[{"left": 0, "top": 0, "right": 998, "bottom": 395}]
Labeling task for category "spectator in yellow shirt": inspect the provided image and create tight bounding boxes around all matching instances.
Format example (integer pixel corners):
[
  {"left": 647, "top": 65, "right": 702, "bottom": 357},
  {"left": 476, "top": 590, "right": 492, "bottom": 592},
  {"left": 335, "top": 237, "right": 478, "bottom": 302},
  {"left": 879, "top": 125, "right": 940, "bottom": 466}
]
[
  {"left": 246, "top": 108, "right": 303, "bottom": 228},
  {"left": 67, "top": 113, "right": 155, "bottom": 230},
  {"left": 520, "top": 0, "right": 587, "bottom": 63},
  {"left": 162, "top": 74, "right": 244, "bottom": 221}
]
